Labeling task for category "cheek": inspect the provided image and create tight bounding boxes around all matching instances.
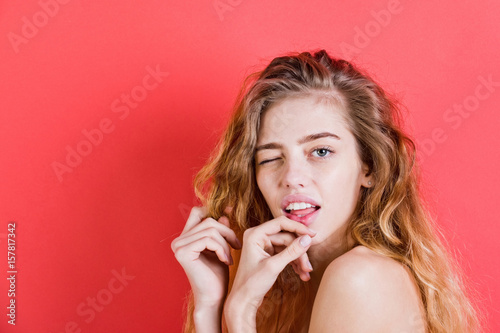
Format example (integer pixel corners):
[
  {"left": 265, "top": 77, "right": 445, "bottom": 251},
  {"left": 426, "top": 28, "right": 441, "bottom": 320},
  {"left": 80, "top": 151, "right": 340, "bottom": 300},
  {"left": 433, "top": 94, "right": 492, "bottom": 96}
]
[
  {"left": 256, "top": 166, "right": 278, "bottom": 187},
  {"left": 256, "top": 171, "right": 280, "bottom": 215},
  {"left": 256, "top": 171, "right": 271, "bottom": 200},
  {"left": 321, "top": 167, "right": 361, "bottom": 208},
  {"left": 256, "top": 171, "right": 264, "bottom": 192}
]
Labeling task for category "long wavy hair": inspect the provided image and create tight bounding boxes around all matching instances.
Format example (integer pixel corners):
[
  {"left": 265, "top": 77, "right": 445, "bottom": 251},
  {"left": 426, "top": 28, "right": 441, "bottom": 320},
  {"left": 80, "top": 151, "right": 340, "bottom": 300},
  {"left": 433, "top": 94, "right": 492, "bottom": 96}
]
[{"left": 181, "top": 50, "right": 485, "bottom": 332}]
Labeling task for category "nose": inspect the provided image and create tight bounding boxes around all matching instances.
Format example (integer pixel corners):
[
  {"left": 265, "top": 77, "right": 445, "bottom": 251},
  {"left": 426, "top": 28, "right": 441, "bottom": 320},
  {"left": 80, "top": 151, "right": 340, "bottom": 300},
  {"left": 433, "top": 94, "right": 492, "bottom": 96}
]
[{"left": 280, "top": 158, "right": 308, "bottom": 189}]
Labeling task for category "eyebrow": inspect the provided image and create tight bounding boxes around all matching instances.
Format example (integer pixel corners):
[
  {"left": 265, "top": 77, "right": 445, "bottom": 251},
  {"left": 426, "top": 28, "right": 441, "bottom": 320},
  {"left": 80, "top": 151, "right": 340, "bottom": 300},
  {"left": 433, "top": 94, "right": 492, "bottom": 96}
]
[{"left": 255, "top": 132, "right": 341, "bottom": 152}]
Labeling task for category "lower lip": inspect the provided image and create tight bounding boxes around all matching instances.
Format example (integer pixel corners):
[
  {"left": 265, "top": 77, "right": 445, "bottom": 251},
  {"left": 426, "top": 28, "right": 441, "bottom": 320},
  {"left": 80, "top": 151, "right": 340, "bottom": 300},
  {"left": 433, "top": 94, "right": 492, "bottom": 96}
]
[{"left": 284, "top": 208, "right": 320, "bottom": 227}]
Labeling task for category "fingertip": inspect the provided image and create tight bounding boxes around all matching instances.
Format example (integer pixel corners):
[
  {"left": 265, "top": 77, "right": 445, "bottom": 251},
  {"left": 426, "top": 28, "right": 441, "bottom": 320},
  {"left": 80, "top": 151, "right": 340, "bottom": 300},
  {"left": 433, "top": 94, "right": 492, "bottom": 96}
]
[
  {"left": 306, "top": 260, "right": 313, "bottom": 271},
  {"left": 300, "top": 271, "right": 311, "bottom": 281},
  {"left": 224, "top": 253, "right": 233, "bottom": 265},
  {"left": 218, "top": 215, "right": 230, "bottom": 226},
  {"left": 235, "top": 237, "right": 242, "bottom": 249}
]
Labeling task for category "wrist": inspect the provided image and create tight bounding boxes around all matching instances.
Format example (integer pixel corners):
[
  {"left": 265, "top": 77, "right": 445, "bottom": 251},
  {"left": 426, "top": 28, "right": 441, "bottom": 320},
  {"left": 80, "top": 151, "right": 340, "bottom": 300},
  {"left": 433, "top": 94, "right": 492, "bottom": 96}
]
[
  {"left": 193, "top": 302, "right": 223, "bottom": 333},
  {"left": 223, "top": 294, "right": 258, "bottom": 333}
]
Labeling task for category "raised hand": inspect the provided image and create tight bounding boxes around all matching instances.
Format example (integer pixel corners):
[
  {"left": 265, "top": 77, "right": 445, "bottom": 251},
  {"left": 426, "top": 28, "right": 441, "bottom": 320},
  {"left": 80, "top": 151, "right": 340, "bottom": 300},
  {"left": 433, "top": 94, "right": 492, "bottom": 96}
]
[
  {"left": 171, "top": 206, "right": 242, "bottom": 309},
  {"left": 223, "top": 216, "right": 317, "bottom": 331}
]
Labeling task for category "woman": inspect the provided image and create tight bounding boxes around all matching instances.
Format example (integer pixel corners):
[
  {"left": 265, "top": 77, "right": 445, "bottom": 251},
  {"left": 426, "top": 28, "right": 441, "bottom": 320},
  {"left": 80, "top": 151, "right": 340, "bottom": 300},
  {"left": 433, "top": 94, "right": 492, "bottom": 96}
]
[{"left": 171, "top": 50, "right": 483, "bottom": 332}]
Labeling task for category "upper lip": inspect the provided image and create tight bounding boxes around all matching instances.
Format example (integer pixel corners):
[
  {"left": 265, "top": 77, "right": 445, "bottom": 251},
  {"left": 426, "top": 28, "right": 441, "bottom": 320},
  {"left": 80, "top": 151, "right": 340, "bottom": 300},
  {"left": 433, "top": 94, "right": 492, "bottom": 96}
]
[{"left": 280, "top": 194, "right": 321, "bottom": 211}]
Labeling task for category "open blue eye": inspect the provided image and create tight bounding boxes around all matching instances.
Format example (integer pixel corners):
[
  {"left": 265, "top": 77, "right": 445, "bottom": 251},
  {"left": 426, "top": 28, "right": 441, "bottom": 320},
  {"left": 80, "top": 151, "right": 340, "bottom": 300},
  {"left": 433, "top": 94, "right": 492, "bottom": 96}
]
[
  {"left": 313, "top": 147, "right": 333, "bottom": 158},
  {"left": 316, "top": 148, "right": 329, "bottom": 157}
]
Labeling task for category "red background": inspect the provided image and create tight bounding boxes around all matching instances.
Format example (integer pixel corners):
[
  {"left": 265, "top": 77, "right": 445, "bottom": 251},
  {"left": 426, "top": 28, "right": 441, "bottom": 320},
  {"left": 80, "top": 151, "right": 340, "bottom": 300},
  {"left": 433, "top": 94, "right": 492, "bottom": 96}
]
[{"left": 1, "top": 1, "right": 499, "bottom": 332}]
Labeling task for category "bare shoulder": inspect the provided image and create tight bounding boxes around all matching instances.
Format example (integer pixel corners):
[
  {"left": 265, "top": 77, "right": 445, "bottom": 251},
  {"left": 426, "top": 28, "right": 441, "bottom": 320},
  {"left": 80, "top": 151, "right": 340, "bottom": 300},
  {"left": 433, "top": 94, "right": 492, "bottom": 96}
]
[
  {"left": 308, "top": 245, "right": 427, "bottom": 333},
  {"left": 327, "top": 245, "right": 413, "bottom": 281}
]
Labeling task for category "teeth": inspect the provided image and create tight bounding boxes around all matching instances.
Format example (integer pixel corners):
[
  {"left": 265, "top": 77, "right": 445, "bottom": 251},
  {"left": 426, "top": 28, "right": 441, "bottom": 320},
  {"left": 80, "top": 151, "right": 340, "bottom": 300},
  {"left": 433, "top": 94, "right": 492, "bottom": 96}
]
[{"left": 285, "top": 202, "right": 315, "bottom": 211}]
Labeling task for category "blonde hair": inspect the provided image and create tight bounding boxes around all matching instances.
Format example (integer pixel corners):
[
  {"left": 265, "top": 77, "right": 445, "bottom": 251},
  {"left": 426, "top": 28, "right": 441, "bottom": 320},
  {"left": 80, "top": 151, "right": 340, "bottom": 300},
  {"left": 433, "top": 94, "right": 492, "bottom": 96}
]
[{"left": 182, "top": 50, "right": 485, "bottom": 332}]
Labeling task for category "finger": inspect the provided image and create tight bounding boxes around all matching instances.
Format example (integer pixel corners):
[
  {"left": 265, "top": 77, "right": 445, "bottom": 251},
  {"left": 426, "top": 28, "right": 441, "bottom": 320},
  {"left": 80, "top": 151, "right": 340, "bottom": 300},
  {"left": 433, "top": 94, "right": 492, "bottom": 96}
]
[
  {"left": 290, "top": 260, "right": 310, "bottom": 281},
  {"left": 218, "top": 215, "right": 242, "bottom": 249},
  {"left": 268, "top": 232, "right": 296, "bottom": 247},
  {"left": 296, "top": 252, "right": 313, "bottom": 273},
  {"left": 289, "top": 255, "right": 309, "bottom": 281},
  {"left": 269, "top": 233, "right": 300, "bottom": 262},
  {"left": 265, "top": 232, "right": 295, "bottom": 256},
  {"left": 262, "top": 237, "right": 276, "bottom": 255},
  {"left": 253, "top": 217, "right": 317, "bottom": 238},
  {"left": 172, "top": 228, "right": 233, "bottom": 262},
  {"left": 175, "top": 236, "right": 232, "bottom": 266},
  {"left": 182, "top": 206, "right": 209, "bottom": 233},
  {"left": 300, "top": 271, "right": 311, "bottom": 281},
  {"left": 180, "top": 217, "right": 241, "bottom": 250},
  {"left": 291, "top": 259, "right": 310, "bottom": 280},
  {"left": 286, "top": 256, "right": 313, "bottom": 282},
  {"left": 267, "top": 234, "right": 313, "bottom": 276},
  {"left": 269, "top": 233, "right": 313, "bottom": 273},
  {"left": 294, "top": 265, "right": 311, "bottom": 281},
  {"left": 290, "top": 261, "right": 300, "bottom": 275},
  {"left": 218, "top": 215, "right": 230, "bottom": 228}
]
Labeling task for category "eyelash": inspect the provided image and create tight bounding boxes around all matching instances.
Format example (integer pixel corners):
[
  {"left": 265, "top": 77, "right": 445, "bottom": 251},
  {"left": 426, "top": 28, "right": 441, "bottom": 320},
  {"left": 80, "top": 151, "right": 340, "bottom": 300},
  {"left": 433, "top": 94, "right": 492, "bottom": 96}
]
[
  {"left": 259, "top": 157, "right": 279, "bottom": 165},
  {"left": 312, "top": 146, "right": 334, "bottom": 158},
  {"left": 258, "top": 146, "right": 335, "bottom": 165}
]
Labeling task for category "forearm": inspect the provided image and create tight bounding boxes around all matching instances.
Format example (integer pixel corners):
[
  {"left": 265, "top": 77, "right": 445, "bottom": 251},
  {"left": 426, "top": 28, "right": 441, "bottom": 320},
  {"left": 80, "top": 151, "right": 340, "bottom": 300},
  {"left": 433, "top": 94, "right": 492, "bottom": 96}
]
[{"left": 193, "top": 303, "right": 224, "bottom": 333}]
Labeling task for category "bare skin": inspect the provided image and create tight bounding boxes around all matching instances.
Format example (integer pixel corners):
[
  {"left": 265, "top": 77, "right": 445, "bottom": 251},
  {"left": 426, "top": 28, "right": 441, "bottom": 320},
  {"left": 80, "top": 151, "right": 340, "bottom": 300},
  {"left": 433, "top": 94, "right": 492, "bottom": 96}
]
[
  {"left": 225, "top": 95, "right": 425, "bottom": 332},
  {"left": 173, "top": 94, "right": 426, "bottom": 332}
]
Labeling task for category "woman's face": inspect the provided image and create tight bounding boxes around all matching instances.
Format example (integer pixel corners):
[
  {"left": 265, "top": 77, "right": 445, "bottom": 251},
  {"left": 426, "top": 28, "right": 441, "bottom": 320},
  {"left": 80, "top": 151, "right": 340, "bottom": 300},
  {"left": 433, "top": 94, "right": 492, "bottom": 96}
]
[{"left": 255, "top": 95, "right": 372, "bottom": 247}]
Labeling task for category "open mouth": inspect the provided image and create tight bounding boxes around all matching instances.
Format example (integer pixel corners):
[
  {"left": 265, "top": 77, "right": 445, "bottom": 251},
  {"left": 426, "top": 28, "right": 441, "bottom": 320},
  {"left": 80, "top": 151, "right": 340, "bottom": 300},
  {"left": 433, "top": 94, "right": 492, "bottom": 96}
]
[{"left": 283, "top": 203, "right": 321, "bottom": 226}]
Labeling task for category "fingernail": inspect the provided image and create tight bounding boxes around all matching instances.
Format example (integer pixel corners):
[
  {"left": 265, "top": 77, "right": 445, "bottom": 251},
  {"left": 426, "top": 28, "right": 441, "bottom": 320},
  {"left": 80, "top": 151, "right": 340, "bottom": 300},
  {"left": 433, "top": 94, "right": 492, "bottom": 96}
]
[
  {"left": 300, "top": 235, "right": 311, "bottom": 247},
  {"left": 235, "top": 238, "right": 242, "bottom": 248},
  {"left": 307, "top": 261, "right": 313, "bottom": 271}
]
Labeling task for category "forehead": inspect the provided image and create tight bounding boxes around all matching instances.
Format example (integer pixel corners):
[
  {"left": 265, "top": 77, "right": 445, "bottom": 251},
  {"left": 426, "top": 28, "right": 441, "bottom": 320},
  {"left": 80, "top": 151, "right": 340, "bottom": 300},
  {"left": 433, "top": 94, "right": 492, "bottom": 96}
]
[{"left": 257, "top": 94, "right": 350, "bottom": 142}]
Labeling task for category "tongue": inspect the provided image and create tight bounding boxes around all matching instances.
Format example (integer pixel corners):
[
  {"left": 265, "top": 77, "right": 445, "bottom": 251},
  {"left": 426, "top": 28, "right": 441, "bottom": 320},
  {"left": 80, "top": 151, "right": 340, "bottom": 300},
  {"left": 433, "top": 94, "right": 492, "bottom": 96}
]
[{"left": 290, "top": 207, "right": 317, "bottom": 216}]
